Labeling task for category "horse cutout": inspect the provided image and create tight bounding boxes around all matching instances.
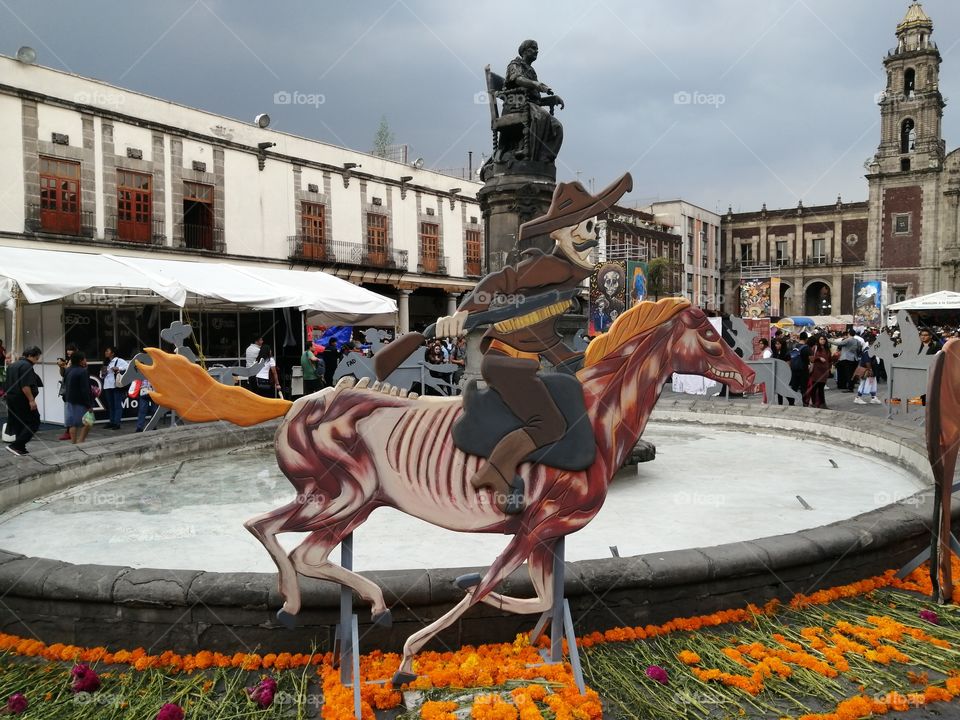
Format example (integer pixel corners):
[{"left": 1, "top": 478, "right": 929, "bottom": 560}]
[{"left": 137, "top": 297, "right": 755, "bottom": 683}]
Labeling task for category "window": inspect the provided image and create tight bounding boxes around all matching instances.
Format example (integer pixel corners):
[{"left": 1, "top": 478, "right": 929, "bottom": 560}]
[
  {"left": 39, "top": 156, "right": 81, "bottom": 234},
  {"left": 686, "top": 273, "right": 694, "bottom": 299},
  {"left": 812, "top": 238, "right": 825, "bottom": 262},
  {"left": 739, "top": 243, "right": 753, "bottom": 263},
  {"left": 300, "top": 201, "right": 326, "bottom": 259},
  {"left": 892, "top": 285, "right": 908, "bottom": 304},
  {"left": 182, "top": 181, "right": 214, "bottom": 250},
  {"left": 904, "top": 68, "right": 916, "bottom": 97},
  {"left": 116, "top": 170, "right": 152, "bottom": 243},
  {"left": 894, "top": 213, "right": 911, "bottom": 234},
  {"left": 901, "top": 118, "right": 916, "bottom": 154},
  {"left": 419, "top": 221, "right": 440, "bottom": 272},
  {"left": 700, "top": 229, "right": 708, "bottom": 268},
  {"left": 366, "top": 213, "right": 388, "bottom": 264},
  {"left": 465, "top": 229, "right": 482, "bottom": 276},
  {"left": 776, "top": 240, "right": 788, "bottom": 262}
]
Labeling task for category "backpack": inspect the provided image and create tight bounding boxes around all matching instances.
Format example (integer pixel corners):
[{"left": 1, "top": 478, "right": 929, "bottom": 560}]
[{"left": 789, "top": 346, "right": 804, "bottom": 371}]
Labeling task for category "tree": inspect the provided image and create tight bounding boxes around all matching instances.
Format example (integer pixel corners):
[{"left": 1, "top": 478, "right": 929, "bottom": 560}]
[
  {"left": 647, "top": 257, "right": 672, "bottom": 300},
  {"left": 371, "top": 115, "right": 394, "bottom": 158}
]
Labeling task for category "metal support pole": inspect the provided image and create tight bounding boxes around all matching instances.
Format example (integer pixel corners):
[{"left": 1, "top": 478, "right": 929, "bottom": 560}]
[
  {"left": 339, "top": 533, "right": 354, "bottom": 686},
  {"left": 550, "top": 538, "right": 565, "bottom": 663}
]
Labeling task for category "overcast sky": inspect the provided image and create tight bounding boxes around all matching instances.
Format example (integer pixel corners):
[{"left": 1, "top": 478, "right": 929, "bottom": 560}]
[{"left": 4, "top": 0, "right": 960, "bottom": 213}]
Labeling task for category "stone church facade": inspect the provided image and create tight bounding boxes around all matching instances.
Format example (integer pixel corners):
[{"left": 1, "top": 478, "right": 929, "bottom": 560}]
[{"left": 721, "top": 2, "right": 960, "bottom": 317}]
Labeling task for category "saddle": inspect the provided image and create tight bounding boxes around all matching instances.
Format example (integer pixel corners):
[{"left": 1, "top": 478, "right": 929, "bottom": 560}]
[{"left": 452, "top": 374, "right": 596, "bottom": 471}]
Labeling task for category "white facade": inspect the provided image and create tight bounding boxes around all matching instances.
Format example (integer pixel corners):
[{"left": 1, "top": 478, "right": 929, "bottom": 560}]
[
  {"left": 646, "top": 200, "right": 722, "bottom": 310},
  {"left": 0, "top": 54, "right": 484, "bottom": 424}
]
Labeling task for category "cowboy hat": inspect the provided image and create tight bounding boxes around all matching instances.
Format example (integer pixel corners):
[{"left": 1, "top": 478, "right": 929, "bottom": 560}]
[{"left": 519, "top": 172, "right": 633, "bottom": 240}]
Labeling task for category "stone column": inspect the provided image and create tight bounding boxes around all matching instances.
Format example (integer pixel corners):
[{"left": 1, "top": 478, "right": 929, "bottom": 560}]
[
  {"left": 446, "top": 292, "right": 460, "bottom": 316},
  {"left": 478, "top": 168, "right": 556, "bottom": 270},
  {"left": 397, "top": 290, "right": 411, "bottom": 335}
]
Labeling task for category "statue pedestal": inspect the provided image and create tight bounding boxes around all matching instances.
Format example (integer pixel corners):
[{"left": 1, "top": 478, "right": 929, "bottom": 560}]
[{"left": 479, "top": 161, "right": 556, "bottom": 268}]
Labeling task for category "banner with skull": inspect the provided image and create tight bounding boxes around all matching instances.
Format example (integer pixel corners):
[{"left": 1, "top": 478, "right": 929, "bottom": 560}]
[{"left": 590, "top": 261, "right": 626, "bottom": 335}]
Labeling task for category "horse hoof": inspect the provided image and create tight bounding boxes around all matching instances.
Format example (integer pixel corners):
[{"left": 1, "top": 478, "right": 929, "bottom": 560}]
[
  {"left": 372, "top": 609, "right": 393, "bottom": 628},
  {"left": 392, "top": 670, "right": 417, "bottom": 687},
  {"left": 502, "top": 476, "right": 525, "bottom": 515},
  {"left": 455, "top": 573, "right": 482, "bottom": 590},
  {"left": 276, "top": 609, "right": 297, "bottom": 629}
]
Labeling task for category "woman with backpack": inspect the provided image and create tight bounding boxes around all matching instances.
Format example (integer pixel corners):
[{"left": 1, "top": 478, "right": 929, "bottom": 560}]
[
  {"left": 853, "top": 333, "right": 882, "bottom": 405},
  {"left": 789, "top": 332, "right": 811, "bottom": 405},
  {"left": 771, "top": 337, "right": 794, "bottom": 406}
]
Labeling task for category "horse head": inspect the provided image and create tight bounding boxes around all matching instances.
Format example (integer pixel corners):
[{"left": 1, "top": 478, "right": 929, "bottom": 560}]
[{"left": 671, "top": 307, "right": 755, "bottom": 393}]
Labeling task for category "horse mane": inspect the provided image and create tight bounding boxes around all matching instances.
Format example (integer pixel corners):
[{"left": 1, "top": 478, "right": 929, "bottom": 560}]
[{"left": 583, "top": 297, "right": 691, "bottom": 368}]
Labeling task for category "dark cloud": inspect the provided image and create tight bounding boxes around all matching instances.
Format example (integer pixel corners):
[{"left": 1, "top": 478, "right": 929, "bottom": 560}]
[{"left": 4, "top": 0, "right": 960, "bottom": 211}]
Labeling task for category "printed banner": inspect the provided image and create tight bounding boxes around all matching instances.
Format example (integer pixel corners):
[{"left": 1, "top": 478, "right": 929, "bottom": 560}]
[
  {"left": 853, "top": 280, "right": 883, "bottom": 327},
  {"left": 770, "top": 277, "right": 781, "bottom": 317},
  {"left": 739, "top": 279, "right": 771, "bottom": 318},
  {"left": 626, "top": 260, "right": 648, "bottom": 308},
  {"left": 589, "top": 261, "right": 626, "bottom": 335}
]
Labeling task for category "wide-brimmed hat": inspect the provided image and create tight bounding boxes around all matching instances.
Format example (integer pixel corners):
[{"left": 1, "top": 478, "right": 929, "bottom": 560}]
[{"left": 519, "top": 172, "right": 633, "bottom": 240}]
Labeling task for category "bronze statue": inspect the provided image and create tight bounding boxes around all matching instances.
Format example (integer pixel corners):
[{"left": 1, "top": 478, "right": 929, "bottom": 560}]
[{"left": 483, "top": 39, "right": 565, "bottom": 171}]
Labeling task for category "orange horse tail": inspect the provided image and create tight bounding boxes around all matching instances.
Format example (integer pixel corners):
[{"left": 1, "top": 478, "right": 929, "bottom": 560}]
[{"left": 137, "top": 348, "right": 292, "bottom": 427}]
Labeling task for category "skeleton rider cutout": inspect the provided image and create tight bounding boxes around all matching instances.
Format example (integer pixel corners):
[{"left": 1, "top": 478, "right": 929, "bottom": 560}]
[{"left": 435, "top": 173, "right": 633, "bottom": 514}]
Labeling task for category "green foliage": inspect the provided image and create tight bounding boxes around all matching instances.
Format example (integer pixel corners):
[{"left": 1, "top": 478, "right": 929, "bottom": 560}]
[
  {"left": 372, "top": 115, "right": 395, "bottom": 158},
  {"left": 647, "top": 257, "right": 671, "bottom": 300}
]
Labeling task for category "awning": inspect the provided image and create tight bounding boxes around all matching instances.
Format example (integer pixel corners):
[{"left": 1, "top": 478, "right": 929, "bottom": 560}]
[
  {"left": 889, "top": 291, "right": 960, "bottom": 311},
  {"left": 0, "top": 246, "right": 396, "bottom": 324}
]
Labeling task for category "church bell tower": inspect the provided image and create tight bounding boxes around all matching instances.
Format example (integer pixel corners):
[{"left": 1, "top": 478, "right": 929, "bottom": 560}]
[{"left": 875, "top": 2, "right": 945, "bottom": 174}]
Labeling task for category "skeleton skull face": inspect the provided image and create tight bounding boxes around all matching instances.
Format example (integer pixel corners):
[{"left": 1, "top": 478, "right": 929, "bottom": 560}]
[
  {"left": 603, "top": 270, "right": 621, "bottom": 296},
  {"left": 552, "top": 218, "right": 598, "bottom": 269}
]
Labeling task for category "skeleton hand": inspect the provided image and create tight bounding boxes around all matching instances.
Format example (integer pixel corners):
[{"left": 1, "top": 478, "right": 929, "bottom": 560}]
[{"left": 436, "top": 310, "right": 469, "bottom": 338}]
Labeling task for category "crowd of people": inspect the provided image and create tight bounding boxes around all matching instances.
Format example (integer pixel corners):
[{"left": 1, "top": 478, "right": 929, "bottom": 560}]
[{"left": 755, "top": 324, "right": 946, "bottom": 409}]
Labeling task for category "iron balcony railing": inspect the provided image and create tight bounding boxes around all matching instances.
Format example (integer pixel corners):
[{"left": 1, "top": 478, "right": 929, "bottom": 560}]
[
  {"left": 321, "top": 239, "right": 409, "bottom": 270},
  {"left": 105, "top": 216, "right": 166, "bottom": 246},
  {"left": 25, "top": 204, "right": 96, "bottom": 238},
  {"left": 177, "top": 223, "right": 225, "bottom": 252},
  {"left": 288, "top": 235, "right": 335, "bottom": 263},
  {"left": 417, "top": 254, "right": 449, "bottom": 275}
]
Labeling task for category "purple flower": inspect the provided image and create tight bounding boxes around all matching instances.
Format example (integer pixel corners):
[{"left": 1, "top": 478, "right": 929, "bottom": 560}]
[
  {"left": 645, "top": 665, "right": 669, "bottom": 684},
  {"left": 246, "top": 676, "right": 278, "bottom": 709},
  {"left": 5, "top": 693, "right": 27, "bottom": 714},
  {"left": 919, "top": 609, "right": 940, "bottom": 625},
  {"left": 70, "top": 663, "right": 101, "bottom": 693},
  {"left": 155, "top": 703, "right": 185, "bottom": 720}
]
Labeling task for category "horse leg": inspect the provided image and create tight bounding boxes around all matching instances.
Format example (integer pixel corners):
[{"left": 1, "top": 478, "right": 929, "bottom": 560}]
[
  {"left": 244, "top": 501, "right": 303, "bottom": 619},
  {"left": 289, "top": 512, "right": 390, "bottom": 625},
  {"left": 393, "top": 534, "right": 533, "bottom": 685},
  {"left": 465, "top": 540, "right": 555, "bottom": 615}
]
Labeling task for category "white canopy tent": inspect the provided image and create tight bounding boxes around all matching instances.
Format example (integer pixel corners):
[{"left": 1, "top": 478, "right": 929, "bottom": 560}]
[
  {"left": 0, "top": 247, "right": 397, "bottom": 360},
  {"left": 889, "top": 291, "right": 960, "bottom": 311},
  {"left": 0, "top": 247, "right": 397, "bottom": 320}
]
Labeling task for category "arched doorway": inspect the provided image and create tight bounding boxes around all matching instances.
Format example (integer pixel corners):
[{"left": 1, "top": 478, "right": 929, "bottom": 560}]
[{"left": 804, "top": 281, "right": 832, "bottom": 316}]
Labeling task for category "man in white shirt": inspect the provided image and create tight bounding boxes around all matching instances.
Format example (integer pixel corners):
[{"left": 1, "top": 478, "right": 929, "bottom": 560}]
[
  {"left": 101, "top": 346, "right": 129, "bottom": 429},
  {"left": 244, "top": 336, "right": 264, "bottom": 390}
]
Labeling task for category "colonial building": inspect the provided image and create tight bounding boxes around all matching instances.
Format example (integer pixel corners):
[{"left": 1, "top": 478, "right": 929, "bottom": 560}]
[
  {"left": 721, "top": 2, "right": 960, "bottom": 316},
  {"left": 0, "top": 51, "right": 483, "bottom": 354},
  {"left": 596, "top": 205, "right": 683, "bottom": 295}
]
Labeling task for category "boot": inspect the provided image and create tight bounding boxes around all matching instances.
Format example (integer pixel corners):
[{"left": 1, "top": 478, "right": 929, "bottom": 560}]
[{"left": 470, "top": 429, "right": 538, "bottom": 515}]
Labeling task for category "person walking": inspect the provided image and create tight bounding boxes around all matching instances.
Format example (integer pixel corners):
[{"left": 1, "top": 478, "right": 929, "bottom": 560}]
[
  {"left": 300, "top": 343, "right": 323, "bottom": 395},
  {"left": 244, "top": 336, "right": 264, "bottom": 390},
  {"left": 254, "top": 344, "right": 281, "bottom": 398},
  {"left": 829, "top": 330, "right": 860, "bottom": 392},
  {"left": 853, "top": 334, "right": 882, "bottom": 405},
  {"left": 100, "top": 346, "right": 128, "bottom": 429},
  {"left": 56, "top": 343, "right": 79, "bottom": 440},
  {"left": 4, "top": 346, "right": 43, "bottom": 456},
  {"left": 789, "top": 331, "right": 811, "bottom": 406},
  {"left": 771, "top": 337, "right": 794, "bottom": 406},
  {"left": 135, "top": 377, "right": 156, "bottom": 432},
  {"left": 805, "top": 334, "right": 832, "bottom": 409},
  {"left": 322, "top": 339, "right": 341, "bottom": 388},
  {"left": 62, "top": 352, "right": 94, "bottom": 444}
]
